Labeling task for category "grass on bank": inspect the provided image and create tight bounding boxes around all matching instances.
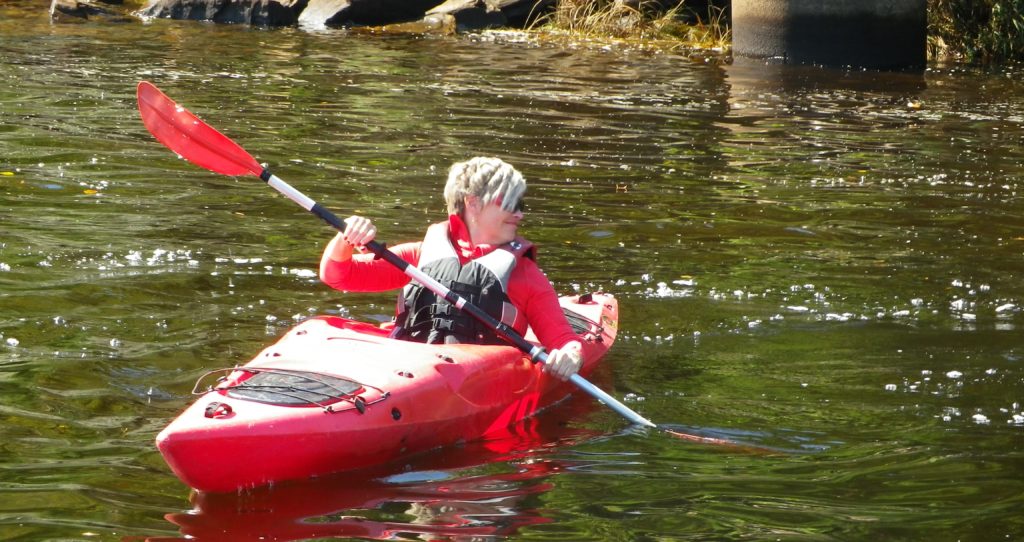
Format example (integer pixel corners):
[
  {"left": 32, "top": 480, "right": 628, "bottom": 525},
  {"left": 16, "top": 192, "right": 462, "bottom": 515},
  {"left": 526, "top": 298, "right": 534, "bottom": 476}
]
[
  {"left": 929, "top": 0, "right": 1024, "bottom": 64},
  {"left": 531, "top": 0, "right": 729, "bottom": 51}
]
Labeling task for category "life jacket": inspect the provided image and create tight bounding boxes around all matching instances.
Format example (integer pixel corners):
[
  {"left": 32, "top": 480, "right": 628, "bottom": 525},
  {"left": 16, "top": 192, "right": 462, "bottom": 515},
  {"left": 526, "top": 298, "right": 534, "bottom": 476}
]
[{"left": 392, "top": 221, "right": 535, "bottom": 345}]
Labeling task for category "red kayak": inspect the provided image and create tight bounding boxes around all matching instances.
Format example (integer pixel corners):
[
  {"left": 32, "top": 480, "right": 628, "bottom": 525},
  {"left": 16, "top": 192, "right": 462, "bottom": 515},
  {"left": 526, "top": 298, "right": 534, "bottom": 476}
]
[{"left": 156, "top": 292, "right": 618, "bottom": 493}]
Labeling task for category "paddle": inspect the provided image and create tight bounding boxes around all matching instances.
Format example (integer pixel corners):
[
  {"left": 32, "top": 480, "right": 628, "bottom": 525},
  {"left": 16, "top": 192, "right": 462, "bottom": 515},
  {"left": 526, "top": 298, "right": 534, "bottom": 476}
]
[{"left": 136, "top": 80, "right": 732, "bottom": 444}]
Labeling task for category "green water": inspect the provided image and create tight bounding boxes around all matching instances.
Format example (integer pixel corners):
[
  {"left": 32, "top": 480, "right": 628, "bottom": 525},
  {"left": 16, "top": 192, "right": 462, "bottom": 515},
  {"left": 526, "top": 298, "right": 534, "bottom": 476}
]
[{"left": 2, "top": 2, "right": 1022, "bottom": 540}]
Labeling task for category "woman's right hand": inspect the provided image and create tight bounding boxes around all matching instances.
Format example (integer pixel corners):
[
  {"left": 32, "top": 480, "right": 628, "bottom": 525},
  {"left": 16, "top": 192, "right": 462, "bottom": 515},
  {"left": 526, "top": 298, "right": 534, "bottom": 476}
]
[
  {"left": 323, "top": 216, "right": 377, "bottom": 264},
  {"left": 341, "top": 215, "right": 377, "bottom": 248}
]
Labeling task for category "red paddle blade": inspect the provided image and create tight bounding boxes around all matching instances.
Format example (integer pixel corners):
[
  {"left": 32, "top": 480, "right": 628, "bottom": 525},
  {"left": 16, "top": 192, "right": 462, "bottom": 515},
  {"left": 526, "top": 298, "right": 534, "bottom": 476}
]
[
  {"left": 137, "top": 81, "right": 263, "bottom": 178},
  {"left": 663, "top": 427, "right": 778, "bottom": 455}
]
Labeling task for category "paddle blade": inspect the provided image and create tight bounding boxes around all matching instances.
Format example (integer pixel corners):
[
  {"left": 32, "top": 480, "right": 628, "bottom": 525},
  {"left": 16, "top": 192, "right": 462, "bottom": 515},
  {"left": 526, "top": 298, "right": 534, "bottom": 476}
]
[
  {"left": 661, "top": 426, "right": 777, "bottom": 454},
  {"left": 137, "top": 81, "right": 263, "bottom": 177}
]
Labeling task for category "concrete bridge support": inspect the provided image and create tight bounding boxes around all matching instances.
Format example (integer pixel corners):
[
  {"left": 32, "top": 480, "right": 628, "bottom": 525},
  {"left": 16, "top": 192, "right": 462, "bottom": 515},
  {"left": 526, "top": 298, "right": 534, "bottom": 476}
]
[{"left": 731, "top": 0, "right": 927, "bottom": 70}]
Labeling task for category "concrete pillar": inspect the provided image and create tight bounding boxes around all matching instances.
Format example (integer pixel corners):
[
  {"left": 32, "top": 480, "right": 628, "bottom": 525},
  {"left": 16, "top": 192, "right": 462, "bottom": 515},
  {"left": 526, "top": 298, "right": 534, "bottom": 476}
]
[{"left": 732, "top": 0, "right": 927, "bottom": 70}]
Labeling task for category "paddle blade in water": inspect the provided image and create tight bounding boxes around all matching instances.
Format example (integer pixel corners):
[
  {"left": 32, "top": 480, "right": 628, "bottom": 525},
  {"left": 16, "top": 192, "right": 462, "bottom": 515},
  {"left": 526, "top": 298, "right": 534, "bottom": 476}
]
[
  {"left": 137, "top": 81, "right": 263, "bottom": 177},
  {"left": 660, "top": 425, "right": 779, "bottom": 455},
  {"left": 663, "top": 427, "right": 737, "bottom": 446}
]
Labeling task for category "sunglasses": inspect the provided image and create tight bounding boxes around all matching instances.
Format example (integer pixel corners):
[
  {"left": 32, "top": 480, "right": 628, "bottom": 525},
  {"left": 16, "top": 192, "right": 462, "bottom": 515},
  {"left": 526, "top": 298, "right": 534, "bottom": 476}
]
[{"left": 495, "top": 197, "right": 525, "bottom": 213}]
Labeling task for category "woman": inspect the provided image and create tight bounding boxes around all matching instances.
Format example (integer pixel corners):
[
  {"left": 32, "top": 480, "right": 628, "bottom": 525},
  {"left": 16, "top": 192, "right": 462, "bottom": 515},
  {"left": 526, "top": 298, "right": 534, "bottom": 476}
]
[{"left": 319, "top": 157, "right": 583, "bottom": 381}]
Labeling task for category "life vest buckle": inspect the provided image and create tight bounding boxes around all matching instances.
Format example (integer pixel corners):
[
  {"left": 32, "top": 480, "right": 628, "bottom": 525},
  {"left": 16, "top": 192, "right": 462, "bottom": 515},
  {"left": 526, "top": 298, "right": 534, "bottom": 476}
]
[
  {"left": 431, "top": 303, "right": 454, "bottom": 317},
  {"left": 432, "top": 318, "right": 455, "bottom": 331}
]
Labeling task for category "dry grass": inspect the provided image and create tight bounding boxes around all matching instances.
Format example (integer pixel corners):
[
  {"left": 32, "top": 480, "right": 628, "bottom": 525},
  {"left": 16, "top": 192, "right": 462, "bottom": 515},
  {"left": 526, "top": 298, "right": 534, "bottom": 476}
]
[{"left": 532, "top": 0, "right": 730, "bottom": 51}]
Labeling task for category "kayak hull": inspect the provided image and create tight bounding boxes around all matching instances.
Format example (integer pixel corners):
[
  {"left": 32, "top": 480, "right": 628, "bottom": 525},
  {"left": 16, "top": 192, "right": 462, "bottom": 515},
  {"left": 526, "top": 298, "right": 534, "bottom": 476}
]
[{"left": 156, "top": 293, "right": 618, "bottom": 492}]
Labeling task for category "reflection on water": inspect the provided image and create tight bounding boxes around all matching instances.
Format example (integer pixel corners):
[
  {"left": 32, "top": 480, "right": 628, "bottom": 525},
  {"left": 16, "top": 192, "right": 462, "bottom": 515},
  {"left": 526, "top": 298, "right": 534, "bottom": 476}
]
[
  {"left": 2, "top": 2, "right": 1024, "bottom": 540},
  {"left": 166, "top": 465, "right": 552, "bottom": 541}
]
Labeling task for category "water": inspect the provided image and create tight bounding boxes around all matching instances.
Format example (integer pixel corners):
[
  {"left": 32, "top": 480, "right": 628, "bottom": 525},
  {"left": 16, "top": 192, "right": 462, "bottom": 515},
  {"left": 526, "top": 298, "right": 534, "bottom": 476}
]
[{"left": 2, "top": 1, "right": 1023, "bottom": 540}]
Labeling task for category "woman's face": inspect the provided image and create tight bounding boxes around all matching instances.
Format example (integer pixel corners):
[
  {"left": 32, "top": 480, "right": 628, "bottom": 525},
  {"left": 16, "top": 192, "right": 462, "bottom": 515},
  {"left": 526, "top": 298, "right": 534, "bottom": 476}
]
[{"left": 465, "top": 195, "right": 523, "bottom": 245}]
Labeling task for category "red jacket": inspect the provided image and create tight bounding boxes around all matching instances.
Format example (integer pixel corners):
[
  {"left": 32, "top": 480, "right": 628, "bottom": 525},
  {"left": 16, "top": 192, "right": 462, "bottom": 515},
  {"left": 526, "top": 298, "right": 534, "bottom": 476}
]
[{"left": 320, "top": 215, "right": 578, "bottom": 351}]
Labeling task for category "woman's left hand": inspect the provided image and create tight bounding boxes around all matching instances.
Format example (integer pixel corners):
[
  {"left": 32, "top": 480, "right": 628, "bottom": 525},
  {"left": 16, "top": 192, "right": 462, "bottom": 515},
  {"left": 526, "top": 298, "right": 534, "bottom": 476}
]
[{"left": 545, "top": 341, "right": 583, "bottom": 381}]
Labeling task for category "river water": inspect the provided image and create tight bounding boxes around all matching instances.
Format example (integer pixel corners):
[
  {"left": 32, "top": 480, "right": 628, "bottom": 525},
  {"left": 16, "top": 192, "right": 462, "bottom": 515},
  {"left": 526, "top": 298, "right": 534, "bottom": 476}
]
[{"left": 2, "top": 1, "right": 1022, "bottom": 540}]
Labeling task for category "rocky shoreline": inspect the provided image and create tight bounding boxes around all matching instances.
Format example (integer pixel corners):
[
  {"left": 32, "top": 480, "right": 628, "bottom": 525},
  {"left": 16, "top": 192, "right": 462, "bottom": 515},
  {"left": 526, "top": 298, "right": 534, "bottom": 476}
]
[
  {"left": 50, "top": 0, "right": 558, "bottom": 33},
  {"left": 50, "top": 0, "right": 726, "bottom": 36}
]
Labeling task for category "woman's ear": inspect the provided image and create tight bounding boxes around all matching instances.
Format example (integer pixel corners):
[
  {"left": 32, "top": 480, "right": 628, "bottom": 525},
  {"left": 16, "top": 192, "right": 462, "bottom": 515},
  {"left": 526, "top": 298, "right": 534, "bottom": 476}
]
[{"left": 464, "top": 195, "right": 481, "bottom": 214}]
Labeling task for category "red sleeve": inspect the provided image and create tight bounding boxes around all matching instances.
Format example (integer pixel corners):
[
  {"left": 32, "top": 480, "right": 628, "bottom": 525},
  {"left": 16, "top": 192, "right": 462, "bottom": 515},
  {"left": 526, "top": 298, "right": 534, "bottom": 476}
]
[
  {"left": 320, "top": 242, "right": 421, "bottom": 292},
  {"left": 508, "top": 260, "right": 578, "bottom": 351}
]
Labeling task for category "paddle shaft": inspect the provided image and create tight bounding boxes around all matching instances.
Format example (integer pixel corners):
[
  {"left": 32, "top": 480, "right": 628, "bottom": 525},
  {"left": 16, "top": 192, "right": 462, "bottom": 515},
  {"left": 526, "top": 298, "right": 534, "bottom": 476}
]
[{"left": 257, "top": 169, "right": 658, "bottom": 428}]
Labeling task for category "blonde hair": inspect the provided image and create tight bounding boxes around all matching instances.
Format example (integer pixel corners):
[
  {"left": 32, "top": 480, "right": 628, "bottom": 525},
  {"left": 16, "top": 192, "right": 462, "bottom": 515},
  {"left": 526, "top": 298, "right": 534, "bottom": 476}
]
[{"left": 443, "top": 157, "right": 526, "bottom": 216}]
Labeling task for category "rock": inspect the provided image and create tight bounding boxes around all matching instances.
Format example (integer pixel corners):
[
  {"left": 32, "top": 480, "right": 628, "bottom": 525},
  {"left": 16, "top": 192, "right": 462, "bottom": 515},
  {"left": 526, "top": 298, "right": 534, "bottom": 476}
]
[
  {"left": 139, "top": 0, "right": 216, "bottom": 21},
  {"left": 425, "top": 0, "right": 505, "bottom": 32},
  {"left": 296, "top": 0, "right": 348, "bottom": 27},
  {"left": 51, "top": 0, "right": 107, "bottom": 20},
  {"left": 298, "top": 0, "right": 441, "bottom": 29},
  {"left": 423, "top": 0, "right": 552, "bottom": 30},
  {"left": 51, "top": 0, "right": 137, "bottom": 21},
  {"left": 139, "top": 0, "right": 306, "bottom": 26},
  {"left": 355, "top": 13, "right": 456, "bottom": 35}
]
